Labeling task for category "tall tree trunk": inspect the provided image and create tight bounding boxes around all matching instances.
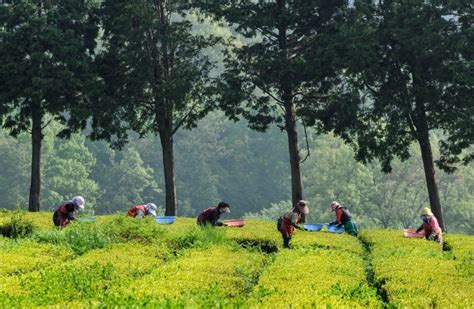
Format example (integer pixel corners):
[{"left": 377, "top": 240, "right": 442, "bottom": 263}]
[
  {"left": 277, "top": 0, "right": 304, "bottom": 207},
  {"left": 412, "top": 96, "right": 445, "bottom": 230},
  {"left": 159, "top": 131, "right": 177, "bottom": 216},
  {"left": 417, "top": 130, "right": 445, "bottom": 231},
  {"left": 155, "top": 0, "right": 176, "bottom": 216},
  {"left": 284, "top": 97, "right": 304, "bottom": 206},
  {"left": 29, "top": 105, "right": 42, "bottom": 212}
]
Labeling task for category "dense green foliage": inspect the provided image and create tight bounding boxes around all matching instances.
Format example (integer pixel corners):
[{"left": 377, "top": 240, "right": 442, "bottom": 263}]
[
  {"left": 360, "top": 230, "right": 474, "bottom": 307},
  {"left": 190, "top": 0, "right": 356, "bottom": 208},
  {"left": 0, "top": 1, "right": 472, "bottom": 231},
  {"left": 311, "top": 0, "right": 474, "bottom": 229},
  {"left": 0, "top": 0, "right": 99, "bottom": 211},
  {"left": 0, "top": 212, "right": 34, "bottom": 238},
  {"left": 90, "top": 0, "right": 223, "bottom": 216},
  {"left": 1, "top": 120, "right": 473, "bottom": 233},
  {"left": 0, "top": 211, "right": 472, "bottom": 307}
]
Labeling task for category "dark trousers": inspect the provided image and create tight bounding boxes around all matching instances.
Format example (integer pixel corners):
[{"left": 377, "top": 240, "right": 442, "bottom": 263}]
[
  {"left": 53, "top": 210, "right": 60, "bottom": 227},
  {"left": 277, "top": 217, "right": 291, "bottom": 248}
]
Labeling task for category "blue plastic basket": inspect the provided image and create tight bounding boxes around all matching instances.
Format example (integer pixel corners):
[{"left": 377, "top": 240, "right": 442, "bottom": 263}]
[
  {"left": 326, "top": 224, "right": 345, "bottom": 233},
  {"left": 304, "top": 223, "right": 324, "bottom": 231},
  {"left": 156, "top": 216, "right": 177, "bottom": 224}
]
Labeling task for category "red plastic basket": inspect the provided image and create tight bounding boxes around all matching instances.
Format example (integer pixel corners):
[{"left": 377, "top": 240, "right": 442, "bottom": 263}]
[{"left": 224, "top": 219, "right": 245, "bottom": 227}]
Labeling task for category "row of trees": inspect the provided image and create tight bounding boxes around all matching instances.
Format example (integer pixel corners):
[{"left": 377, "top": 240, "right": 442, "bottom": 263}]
[
  {"left": 0, "top": 114, "right": 292, "bottom": 215},
  {"left": 1, "top": 119, "right": 473, "bottom": 233},
  {"left": 1, "top": 0, "right": 472, "bottom": 230}
]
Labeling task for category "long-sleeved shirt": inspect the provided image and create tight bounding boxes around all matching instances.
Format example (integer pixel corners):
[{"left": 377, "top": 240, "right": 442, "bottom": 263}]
[
  {"left": 334, "top": 207, "right": 352, "bottom": 225},
  {"left": 416, "top": 215, "right": 441, "bottom": 237},
  {"left": 127, "top": 205, "right": 148, "bottom": 218},
  {"left": 197, "top": 207, "right": 223, "bottom": 226},
  {"left": 54, "top": 202, "right": 76, "bottom": 227},
  {"left": 279, "top": 210, "right": 303, "bottom": 237}
]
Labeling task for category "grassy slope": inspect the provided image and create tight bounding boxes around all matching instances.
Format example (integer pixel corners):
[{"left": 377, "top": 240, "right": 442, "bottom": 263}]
[{"left": 0, "top": 211, "right": 472, "bottom": 307}]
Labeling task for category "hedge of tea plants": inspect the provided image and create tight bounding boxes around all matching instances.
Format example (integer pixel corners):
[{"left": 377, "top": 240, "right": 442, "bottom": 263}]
[
  {"left": 361, "top": 230, "right": 474, "bottom": 308},
  {"left": 0, "top": 211, "right": 472, "bottom": 307}
]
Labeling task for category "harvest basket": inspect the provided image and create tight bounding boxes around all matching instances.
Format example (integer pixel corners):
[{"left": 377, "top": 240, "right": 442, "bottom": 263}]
[
  {"left": 77, "top": 217, "right": 96, "bottom": 222},
  {"left": 224, "top": 219, "right": 245, "bottom": 227},
  {"left": 327, "top": 224, "right": 345, "bottom": 234},
  {"left": 156, "top": 216, "right": 177, "bottom": 224},
  {"left": 403, "top": 229, "right": 425, "bottom": 238},
  {"left": 304, "top": 223, "right": 324, "bottom": 231}
]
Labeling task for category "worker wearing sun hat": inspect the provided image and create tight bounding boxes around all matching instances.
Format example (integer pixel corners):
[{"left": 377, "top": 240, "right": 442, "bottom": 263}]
[
  {"left": 277, "top": 200, "right": 309, "bottom": 248},
  {"left": 127, "top": 203, "right": 158, "bottom": 218},
  {"left": 329, "top": 201, "right": 358, "bottom": 236},
  {"left": 416, "top": 207, "right": 442, "bottom": 247},
  {"left": 53, "top": 196, "right": 85, "bottom": 228}
]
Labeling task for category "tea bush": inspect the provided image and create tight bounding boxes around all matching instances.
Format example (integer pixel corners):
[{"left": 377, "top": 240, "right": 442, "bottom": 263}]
[
  {"left": 32, "top": 222, "right": 109, "bottom": 256},
  {"left": 444, "top": 234, "right": 474, "bottom": 277},
  {"left": 100, "top": 214, "right": 166, "bottom": 243},
  {"left": 0, "top": 210, "right": 53, "bottom": 230},
  {"left": 225, "top": 219, "right": 280, "bottom": 245},
  {"left": 248, "top": 244, "right": 381, "bottom": 307},
  {"left": 293, "top": 229, "right": 363, "bottom": 255},
  {"left": 362, "top": 230, "right": 474, "bottom": 307},
  {"left": 64, "top": 222, "right": 109, "bottom": 255},
  {"left": 0, "top": 243, "right": 173, "bottom": 307},
  {"left": 0, "top": 213, "right": 35, "bottom": 238},
  {"left": 0, "top": 262, "right": 125, "bottom": 306},
  {"left": 169, "top": 224, "right": 228, "bottom": 250},
  {"left": 0, "top": 240, "right": 73, "bottom": 276},
  {"left": 0, "top": 211, "right": 472, "bottom": 307},
  {"left": 98, "top": 245, "right": 267, "bottom": 306}
]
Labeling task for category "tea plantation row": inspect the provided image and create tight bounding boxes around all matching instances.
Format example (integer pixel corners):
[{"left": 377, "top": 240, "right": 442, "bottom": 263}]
[{"left": 0, "top": 211, "right": 472, "bottom": 307}]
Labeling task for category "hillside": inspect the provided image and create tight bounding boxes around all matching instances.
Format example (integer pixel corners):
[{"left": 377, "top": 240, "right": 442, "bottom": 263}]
[{"left": 0, "top": 211, "right": 473, "bottom": 307}]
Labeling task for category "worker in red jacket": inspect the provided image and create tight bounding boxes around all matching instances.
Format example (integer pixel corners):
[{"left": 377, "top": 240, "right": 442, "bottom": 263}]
[
  {"left": 197, "top": 202, "right": 230, "bottom": 226},
  {"left": 329, "top": 201, "right": 358, "bottom": 236},
  {"left": 53, "top": 196, "right": 85, "bottom": 228},
  {"left": 416, "top": 207, "right": 443, "bottom": 248},
  {"left": 277, "top": 200, "right": 309, "bottom": 248},
  {"left": 127, "top": 203, "right": 158, "bottom": 218}
]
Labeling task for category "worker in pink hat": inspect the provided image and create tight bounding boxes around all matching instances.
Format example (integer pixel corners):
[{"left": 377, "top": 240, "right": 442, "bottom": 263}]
[
  {"left": 277, "top": 200, "right": 309, "bottom": 248},
  {"left": 329, "top": 201, "right": 358, "bottom": 236}
]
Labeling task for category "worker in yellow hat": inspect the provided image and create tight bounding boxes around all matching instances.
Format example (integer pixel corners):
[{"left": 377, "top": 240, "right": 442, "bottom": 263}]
[{"left": 416, "top": 207, "right": 443, "bottom": 248}]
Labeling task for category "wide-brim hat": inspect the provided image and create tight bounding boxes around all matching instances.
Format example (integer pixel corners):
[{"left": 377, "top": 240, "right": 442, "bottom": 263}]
[
  {"left": 297, "top": 200, "right": 309, "bottom": 214},
  {"left": 330, "top": 201, "right": 340, "bottom": 211},
  {"left": 422, "top": 207, "right": 433, "bottom": 216},
  {"left": 72, "top": 196, "right": 85, "bottom": 209}
]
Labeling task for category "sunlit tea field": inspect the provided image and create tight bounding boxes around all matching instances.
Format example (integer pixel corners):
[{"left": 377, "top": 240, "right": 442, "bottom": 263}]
[{"left": 0, "top": 211, "right": 472, "bottom": 307}]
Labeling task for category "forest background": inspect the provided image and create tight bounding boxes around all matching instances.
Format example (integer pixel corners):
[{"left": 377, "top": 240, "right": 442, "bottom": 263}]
[
  {"left": 0, "top": 1, "right": 472, "bottom": 234},
  {"left": 1, "top": 120, "right": 472, "bottom": 234}
]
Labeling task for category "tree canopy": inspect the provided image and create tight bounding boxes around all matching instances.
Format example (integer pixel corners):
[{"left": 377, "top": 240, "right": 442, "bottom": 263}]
[
  {"left": 190, "top": 0, "right": 352, "bottom": 207},
  {"left": 0, "top": 0, "right": 98, "bottom": 211},
  {"left": 307, "top": 0, "right": 474, "bottom": 230}
]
